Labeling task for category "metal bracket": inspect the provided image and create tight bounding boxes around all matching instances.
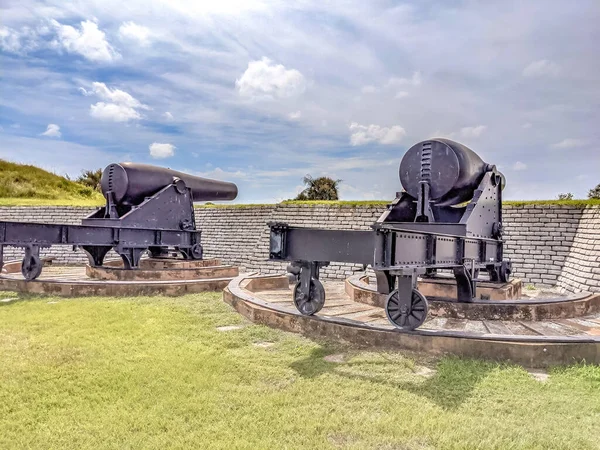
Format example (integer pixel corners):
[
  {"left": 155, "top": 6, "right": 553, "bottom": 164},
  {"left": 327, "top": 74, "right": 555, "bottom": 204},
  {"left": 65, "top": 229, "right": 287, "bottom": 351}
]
[
  {"left": 415, "top": 181, "right": 435, "bottom": 222},
  {"left": 117, "top": 247, "right": 144, "bottom": 269},
  {"left": 396, "top": 275, "right": 415, "bottom": 310},
  {"left": 81, "top": 245, "right": 112, "bottom": 267},
  {"left": 104, "top": 191, "right": 119, "bottom": 219},
  {"left": 268, "top": 222, "right": 289, "bottom": 260},
  {"left": 453, "top": 265, "right": 474, "bottom": 302},
  {"left": 288, "top": 260, "right": 328, "bottom": 300}
]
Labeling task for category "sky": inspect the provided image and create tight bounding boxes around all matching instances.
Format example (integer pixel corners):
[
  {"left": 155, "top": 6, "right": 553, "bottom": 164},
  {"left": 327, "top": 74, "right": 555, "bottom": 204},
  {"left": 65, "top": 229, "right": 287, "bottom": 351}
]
[{"left": 1, "top": 0, "right": 599, "bottom": 203}]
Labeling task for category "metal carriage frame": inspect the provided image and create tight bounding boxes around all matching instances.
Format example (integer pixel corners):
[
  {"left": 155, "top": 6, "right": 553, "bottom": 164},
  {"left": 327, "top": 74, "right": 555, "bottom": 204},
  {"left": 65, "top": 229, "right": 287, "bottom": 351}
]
[{"left": 268, "top": 154, "right": 512, "bottom": 330}]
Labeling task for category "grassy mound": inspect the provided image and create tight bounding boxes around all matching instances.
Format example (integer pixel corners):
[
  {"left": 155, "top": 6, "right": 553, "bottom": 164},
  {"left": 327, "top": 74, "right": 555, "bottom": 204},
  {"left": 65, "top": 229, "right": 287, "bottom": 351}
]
[
  {"left": 1, "top": 292, "right": 599, "bottom": 449},
  {"left": 0, "top": 160, "right": 104, "bottom": 206}
]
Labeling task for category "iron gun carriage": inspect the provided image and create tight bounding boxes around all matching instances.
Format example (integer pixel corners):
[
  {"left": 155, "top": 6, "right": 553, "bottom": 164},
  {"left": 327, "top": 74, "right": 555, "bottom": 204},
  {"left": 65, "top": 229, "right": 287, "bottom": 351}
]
[
  {"left": 269, "top": 138, "right": 512, "bottom": 330},
  {"left": 0, "top": 163, "right": 237, "bottom": 280}
]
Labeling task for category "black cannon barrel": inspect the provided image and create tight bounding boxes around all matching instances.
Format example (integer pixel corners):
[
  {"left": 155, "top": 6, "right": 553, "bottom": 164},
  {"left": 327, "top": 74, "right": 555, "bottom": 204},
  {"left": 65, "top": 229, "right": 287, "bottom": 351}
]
[
  {"left": 101, "top": 162, "right": 238, "bottom": 205},
  {"left": 399, "top": 138, "right": 494, "bottom": 206}
]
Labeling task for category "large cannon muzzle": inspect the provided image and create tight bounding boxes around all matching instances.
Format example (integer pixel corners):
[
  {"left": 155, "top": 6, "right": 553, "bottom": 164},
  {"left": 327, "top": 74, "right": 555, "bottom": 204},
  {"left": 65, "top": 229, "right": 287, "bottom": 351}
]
[
  {"left": 101, "top": 162, "right": 238, "bottom": 205},
  {"left": 399, "top": 138, "right": 496, "bottom": 206}
]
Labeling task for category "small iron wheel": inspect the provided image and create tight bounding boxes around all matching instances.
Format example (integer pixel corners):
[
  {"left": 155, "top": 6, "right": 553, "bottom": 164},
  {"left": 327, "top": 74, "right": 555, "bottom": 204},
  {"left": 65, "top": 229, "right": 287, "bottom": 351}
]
[
  {"left": 498, "top": 262, "right": 511, "bottom": 283},
  {"left": 293, "top": 278, "right": 326, "bottom": 315},
  {"left": 22, "top": 253, "right": 43, "bottom": 281},
  {"left": 385, "top": 288, "right": 428, "bottom": 330},
  {"left": 190, "top": 244, "right": 203, "bottom": 260}
]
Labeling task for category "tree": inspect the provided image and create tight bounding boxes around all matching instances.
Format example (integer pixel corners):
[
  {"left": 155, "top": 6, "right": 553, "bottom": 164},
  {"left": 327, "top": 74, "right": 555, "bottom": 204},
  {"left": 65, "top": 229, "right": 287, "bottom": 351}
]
[
  {"left": 588, "top": 183, "right": 600, "bottom": 199},
  {"left": 295, "top": 175, "right": 341, "bottom": 201},
  {"left": 557, "top": 192, "right": 574, "bottom": 200},
  {"left": 77, "top": 169, "right": 103, "bottom": 192}
]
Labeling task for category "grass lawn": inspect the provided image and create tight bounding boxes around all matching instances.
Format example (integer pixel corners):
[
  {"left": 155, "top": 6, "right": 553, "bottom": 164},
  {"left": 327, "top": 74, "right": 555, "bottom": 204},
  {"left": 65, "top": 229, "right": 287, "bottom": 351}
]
[
  {"left": 0, "top": 198, "right": 104, "bottom": 207},
  {"left": 1, "top": 292, "right": 599, "bottom": 449}
]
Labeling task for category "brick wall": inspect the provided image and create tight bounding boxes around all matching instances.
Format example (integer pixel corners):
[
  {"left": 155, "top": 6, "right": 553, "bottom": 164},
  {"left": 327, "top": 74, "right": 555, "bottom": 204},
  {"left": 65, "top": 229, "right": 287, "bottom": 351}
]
[
  {"left": 555, "top": 207, "right": 600, "bottom": 292},
  {"left": 1, "top": 204, "right": 598, "bottom": 293}
]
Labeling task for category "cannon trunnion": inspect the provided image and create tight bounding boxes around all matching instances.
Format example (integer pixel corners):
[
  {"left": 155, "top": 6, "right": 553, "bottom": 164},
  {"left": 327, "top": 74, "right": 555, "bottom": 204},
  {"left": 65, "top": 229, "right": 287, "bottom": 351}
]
[
  {"left": 269, "top": 138, "right": 512, "bottom": 330},
  {"left": 0, "top": 163, "right": 238, "bottom": 280}
]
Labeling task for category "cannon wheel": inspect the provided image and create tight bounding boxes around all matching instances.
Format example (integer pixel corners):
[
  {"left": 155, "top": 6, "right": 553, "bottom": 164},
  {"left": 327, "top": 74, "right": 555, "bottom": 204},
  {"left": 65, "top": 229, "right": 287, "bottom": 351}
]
[
  {"left": 293, "top": 278, "right": 325, "bottom": 316},
  {"left": 498, "top": 261, "right": 511, "bottom": 283},
  {"left": 385, "top": 288, "right": 428, "bottom": 330},
  {"left": 22, "top": 253, "right": 43, "bottom": 281},
  {"left": 190, "top": 244, "right": 203, "bottom": 260}
]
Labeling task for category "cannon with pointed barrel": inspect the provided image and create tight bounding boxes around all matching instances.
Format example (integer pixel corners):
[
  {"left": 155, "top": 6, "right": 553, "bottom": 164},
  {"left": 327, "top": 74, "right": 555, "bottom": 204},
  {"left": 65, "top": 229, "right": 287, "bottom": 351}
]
[
  {"left": 0, "top": 163, "right": 237, "bottom": 280},
  {"left": 269, "top": 138, "right": 512, "bottom": 330}
]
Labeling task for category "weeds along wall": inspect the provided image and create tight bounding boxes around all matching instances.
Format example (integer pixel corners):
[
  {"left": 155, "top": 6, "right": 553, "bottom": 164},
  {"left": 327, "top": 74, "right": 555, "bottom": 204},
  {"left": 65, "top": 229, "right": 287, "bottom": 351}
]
[{"left": 0, "top": 204, "right": 598, "bottom": 293}]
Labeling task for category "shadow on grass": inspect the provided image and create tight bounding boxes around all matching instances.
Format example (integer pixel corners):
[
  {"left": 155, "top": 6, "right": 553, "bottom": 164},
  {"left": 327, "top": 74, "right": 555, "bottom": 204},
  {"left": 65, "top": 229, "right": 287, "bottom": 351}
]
[{"left": 290, "top": 346, "right": 497, "bottom": 410}]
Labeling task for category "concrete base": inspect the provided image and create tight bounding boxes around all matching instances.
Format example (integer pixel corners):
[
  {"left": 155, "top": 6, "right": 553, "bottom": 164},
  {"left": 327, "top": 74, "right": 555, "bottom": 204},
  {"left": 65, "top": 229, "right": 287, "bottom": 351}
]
[
  {"left": 0, "top": 258, "right": 239, "bottom": 297},
  {"left": 224, "top": 274, "right": 600, "bottom": 367},
  {"left": 86, "top": 262, "right": 239, "bottom": 281},
  {"left": 418, "top": 276, "right": 522, "bottom": 300},
  {"left": 102, "top": 258, "right": 224, "bottom": 270}
]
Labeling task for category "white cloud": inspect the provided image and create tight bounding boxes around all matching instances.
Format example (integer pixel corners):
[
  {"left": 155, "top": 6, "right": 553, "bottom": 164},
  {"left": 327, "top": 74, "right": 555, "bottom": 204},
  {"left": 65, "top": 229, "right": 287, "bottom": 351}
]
[
  {"left": 236, "top": 57, "right": 306, "bottom": 99},
  {"left": 349, "top": 122, "right": 406, "bottom": 146},
  {"left": 149, "top": 142, "right": 176, "bottom": 159},
  {"left": 163, "top": 111, "right": 174, "bottom": 120},
  {"left": 386, "top": 71, "right": 422, "bottom": 87},
  {"left": 78, "top": 87, "right": 93, "bottom": 96},
  {"left": 512, "top": 161, "right": 527, "bottom": 171},
  {"left": 522, "top": 59, "right": 560, "bottom": 78},
  {"left": 51, "top": 19, "right": 119, "bottom": 62},
  {"left": 522, "top": 122, "right": 532, "bottom": 129},
  {"left": 361, "top": 85, "right": 377, "bottom": 94},
  {"left": 459, "top": 125, "right": 487, "bottom": 138},
  {"left": 41, "top": 123, "right": 61, "bottom": 138},
  {"left": 90, "top": 82, "right": 147, "bottom": 109},
  {"left": 288, "top": 111, "right": 302, "bottom": 120},
  {"left": 198, "top": 167, "right": 247, "bottom": 180},
  {"left": 0, "top": 25, "right": 41, "bottom": 53},
  {"left": 90, "top": 103, "right": 142, "bottom": 121},
  {"left": 552, "top": 138, "right": 586, "bottom": 149},
  {"left": 85, "top": 82, "right": 149, "bottom": 122},
  {"left": 119, "top": 21, "right": 152, "bottom": 46},
  {"left": 361, "top": 72, "right": 419, "bottom": 99},
  {"left": 0, "top": 27, "right": 23, "bottom": 53}
]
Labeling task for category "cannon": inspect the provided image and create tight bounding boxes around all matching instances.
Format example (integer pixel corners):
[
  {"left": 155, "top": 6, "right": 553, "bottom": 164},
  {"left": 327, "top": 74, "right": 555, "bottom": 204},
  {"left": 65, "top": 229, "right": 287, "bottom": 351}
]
[
  {"left": 0, "top": 163, "right": 237, "bottom": 280},
  {"left": 269, "top": 138, "right": 512, "bottom": 330}
]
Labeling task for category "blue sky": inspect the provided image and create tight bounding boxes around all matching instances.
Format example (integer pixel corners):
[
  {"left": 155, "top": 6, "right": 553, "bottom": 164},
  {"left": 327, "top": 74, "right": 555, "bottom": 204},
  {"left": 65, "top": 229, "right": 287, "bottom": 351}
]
[{"left": 1, "top": 0, "right": 599, "bottom": 203}]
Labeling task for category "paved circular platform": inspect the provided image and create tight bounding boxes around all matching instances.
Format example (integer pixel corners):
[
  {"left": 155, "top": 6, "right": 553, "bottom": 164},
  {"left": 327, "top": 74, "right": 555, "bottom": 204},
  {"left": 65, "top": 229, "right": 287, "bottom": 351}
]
[
  {"left": 0, "top": 258, "right": 239, "bottom": 297},
  {"left": 223, "top": 274, "right": 600, "bottom": 367}
]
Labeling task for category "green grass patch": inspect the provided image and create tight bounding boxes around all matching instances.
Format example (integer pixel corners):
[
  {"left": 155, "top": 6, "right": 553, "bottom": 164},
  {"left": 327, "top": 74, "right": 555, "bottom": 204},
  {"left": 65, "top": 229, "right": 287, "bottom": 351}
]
[
  {"left": 0, "top": 159, "right": 104, "bottom": 204},
  {"left": 0, "top": 198, "right": 104, "bottom": 207},
  {"left": 502, "top": 199, "right": 600, "bottom": 208},
  {"left": 1, "top": 293, "right": 599, "bottom": 449},
  {"left": 281, "top": 200, "right": 391, "bottom": 207},
  {"left": 195, "top": 202, "right": 277, "bottom": 209}
]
